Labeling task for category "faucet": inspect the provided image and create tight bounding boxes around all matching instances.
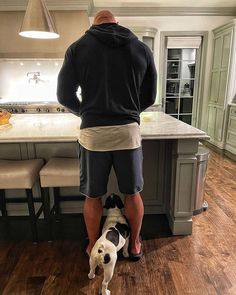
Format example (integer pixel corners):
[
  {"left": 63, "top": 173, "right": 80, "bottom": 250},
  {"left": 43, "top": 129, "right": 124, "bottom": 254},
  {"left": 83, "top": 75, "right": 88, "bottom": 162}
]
[{"left": 27, "top": 72, "right": 40, "bottom": 84}]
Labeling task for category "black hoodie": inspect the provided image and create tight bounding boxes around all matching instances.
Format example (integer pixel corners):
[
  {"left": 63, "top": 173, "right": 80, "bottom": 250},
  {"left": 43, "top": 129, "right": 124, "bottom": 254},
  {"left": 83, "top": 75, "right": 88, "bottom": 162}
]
[{"left": 57, "top": 23, "right": 157, "bottom": 129}]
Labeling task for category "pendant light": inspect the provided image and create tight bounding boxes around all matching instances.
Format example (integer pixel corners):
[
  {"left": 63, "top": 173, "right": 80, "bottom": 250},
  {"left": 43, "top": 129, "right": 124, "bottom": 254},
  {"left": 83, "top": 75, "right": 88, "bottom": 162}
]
[{"left": 19, "top": 0, "right": 59, "bottom": 39}]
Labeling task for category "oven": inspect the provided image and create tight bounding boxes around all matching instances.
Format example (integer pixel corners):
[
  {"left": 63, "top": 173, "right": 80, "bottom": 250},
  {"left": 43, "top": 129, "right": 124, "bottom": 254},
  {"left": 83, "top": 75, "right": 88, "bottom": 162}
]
[{"left": 0, "top": 102, "right": 67, "bottom": 114}]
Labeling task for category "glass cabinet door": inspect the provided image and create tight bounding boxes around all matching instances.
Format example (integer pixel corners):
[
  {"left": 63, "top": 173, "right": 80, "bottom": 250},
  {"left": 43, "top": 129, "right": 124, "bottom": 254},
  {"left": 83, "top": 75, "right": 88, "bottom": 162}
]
[{"left": 165, "top": 48, "right": 198, "bottom": 125}]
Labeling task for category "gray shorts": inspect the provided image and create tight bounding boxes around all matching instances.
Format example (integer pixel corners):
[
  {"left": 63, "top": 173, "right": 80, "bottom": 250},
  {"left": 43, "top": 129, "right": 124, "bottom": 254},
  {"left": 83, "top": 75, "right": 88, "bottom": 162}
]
[{"left": 78, "top": 145, "right": 143, "bottom": 198}]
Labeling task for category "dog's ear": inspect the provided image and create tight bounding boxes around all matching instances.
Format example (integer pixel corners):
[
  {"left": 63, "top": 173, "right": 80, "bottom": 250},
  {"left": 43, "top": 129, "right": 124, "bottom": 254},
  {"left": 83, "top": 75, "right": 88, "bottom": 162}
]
[
  {"left": 103, "top": 194, "right": 124, "bottom": 209},
  {"left": 113, "top": 194, "right": 124, "bottom": 209},
  {"left": 103, "top": 195, "right": 113, "bottom": 209}
]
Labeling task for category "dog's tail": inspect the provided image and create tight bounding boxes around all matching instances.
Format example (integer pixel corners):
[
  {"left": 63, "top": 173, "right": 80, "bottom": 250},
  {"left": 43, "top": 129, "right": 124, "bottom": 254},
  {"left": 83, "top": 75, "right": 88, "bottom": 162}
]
[
  {"left": 97, "top": 243, "right": 111, "bottom": 265},
  {"left": 98, "top": 243, "right": 105, "bottom": 254}
]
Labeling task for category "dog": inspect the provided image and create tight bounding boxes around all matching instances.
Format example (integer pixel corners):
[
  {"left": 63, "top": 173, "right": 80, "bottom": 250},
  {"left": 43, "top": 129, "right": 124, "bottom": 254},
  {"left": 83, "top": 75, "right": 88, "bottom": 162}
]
[{"left": 88, "top": 194, "right": 130, "bottom": 295}]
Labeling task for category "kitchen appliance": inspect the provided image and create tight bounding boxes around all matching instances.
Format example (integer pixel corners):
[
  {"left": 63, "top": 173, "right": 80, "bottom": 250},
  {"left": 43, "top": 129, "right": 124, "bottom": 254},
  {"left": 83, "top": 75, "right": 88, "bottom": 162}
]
[{"left": 0, "top": 102, "right": 67, "bottom": 114}]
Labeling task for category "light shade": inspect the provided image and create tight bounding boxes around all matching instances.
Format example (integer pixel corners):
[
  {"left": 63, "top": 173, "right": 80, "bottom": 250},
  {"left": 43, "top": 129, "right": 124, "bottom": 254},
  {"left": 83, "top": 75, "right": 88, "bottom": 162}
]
[{"left": 19, "top": 0, "right": 59, "bottom": 39}]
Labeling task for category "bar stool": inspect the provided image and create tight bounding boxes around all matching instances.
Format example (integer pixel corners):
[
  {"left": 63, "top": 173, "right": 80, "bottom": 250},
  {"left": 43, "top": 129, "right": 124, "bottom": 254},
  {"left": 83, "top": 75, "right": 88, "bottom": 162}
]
[
  {"left": 39, "top": 157, "right": 84, "bottom": 222},
  {"left": 0, "top": 159, "right": 45, "bottom": 242}
]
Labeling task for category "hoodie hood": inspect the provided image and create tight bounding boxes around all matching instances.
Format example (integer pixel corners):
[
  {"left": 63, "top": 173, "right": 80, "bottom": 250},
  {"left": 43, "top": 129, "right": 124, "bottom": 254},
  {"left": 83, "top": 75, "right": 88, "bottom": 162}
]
[{"left": 87, "top": 23, "right": 137, "bottom": 48}]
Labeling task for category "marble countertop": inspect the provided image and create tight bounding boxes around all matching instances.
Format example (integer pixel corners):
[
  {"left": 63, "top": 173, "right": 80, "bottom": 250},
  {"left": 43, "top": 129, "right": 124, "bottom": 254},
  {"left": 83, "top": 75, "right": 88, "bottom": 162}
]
[{"left": 0, "top": 112, "right": 209, "bottom": 143}]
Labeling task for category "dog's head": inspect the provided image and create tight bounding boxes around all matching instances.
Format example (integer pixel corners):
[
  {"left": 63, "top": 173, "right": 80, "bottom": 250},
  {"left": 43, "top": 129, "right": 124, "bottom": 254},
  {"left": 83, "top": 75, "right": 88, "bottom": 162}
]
[{"left": 103, "top": 194, "right": 124, "bottom": 210}]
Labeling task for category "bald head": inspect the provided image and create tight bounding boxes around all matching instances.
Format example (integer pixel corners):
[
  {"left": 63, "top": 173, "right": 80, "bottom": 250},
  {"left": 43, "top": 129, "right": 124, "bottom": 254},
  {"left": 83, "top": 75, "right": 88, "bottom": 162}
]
[{"left": 93, "top": 10, "right": 117, "bottom": 25}]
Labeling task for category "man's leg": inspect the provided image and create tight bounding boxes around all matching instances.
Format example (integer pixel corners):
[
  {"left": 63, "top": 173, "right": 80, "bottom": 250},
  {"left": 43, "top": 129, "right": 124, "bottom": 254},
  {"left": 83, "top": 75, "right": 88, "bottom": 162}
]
[
  {"left": 79, "top": 145, "right": 112, "bottom": 256},
  {"left": 83, "top": 196, "right": 103, "bottom": 256},
  {"left": 124, "top": 192, "right": 144, "bottom": 255},
  {"left": 113, "top": 147, "right": 144, "bottom": 255}
]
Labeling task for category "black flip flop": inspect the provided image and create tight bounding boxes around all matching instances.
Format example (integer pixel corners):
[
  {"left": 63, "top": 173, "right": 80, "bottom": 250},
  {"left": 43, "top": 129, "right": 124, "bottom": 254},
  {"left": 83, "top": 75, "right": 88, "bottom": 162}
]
[{"left": 129, "top": 236, "right": 143, "bottom": 262}]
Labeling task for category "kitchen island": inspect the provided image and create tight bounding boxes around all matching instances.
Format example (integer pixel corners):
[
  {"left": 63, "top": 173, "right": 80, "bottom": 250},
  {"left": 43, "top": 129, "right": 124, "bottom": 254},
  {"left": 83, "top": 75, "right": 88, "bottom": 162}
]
[{"left": 0, "top": 112, "right": 209, "bottom": 235}]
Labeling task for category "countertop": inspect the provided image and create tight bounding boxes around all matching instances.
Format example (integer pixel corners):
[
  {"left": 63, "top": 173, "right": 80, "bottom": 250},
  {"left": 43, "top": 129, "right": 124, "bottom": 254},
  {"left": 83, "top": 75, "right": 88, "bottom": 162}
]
[{"left": 0, "top": 112, "right": 209, "bottom": 143}]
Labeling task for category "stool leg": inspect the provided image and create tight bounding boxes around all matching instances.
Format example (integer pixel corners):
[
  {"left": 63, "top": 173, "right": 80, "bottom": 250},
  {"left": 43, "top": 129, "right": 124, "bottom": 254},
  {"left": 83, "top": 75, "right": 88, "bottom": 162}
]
[
  {"left": 41, "top": 187, "right": 53, "bottom": 241},
  {"left": 41, "top": 187, "right": 50, "bottom": 223},
  {"left": 26, "top": 189, "right": 38, "bottom": 243},
  {"left": 0, "top": 189, "right": 7, "bottom": 219},
  {"left": 53, "top": 187, "right": 61, "bottom": 222},
  {"left": 0, "top": 189, "right": 9, "bottom": 239}
]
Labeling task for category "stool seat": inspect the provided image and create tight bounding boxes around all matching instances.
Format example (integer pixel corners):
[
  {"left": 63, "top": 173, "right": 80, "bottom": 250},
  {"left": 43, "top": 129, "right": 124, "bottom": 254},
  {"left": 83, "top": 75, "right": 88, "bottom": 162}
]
[
  {"left": 0, "top": 159, "right": 44, "bottom": 189},
  {"left": 0, "top": 158, "right": 45, "bottom": 242},
  {"left": 40, "top": 158, "right": 80, "bottom": 188}
]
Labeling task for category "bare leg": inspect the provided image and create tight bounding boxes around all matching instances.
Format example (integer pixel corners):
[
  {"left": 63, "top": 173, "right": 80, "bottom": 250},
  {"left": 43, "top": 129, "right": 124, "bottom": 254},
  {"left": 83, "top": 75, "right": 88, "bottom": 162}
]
[
  {"left": 83, "top": 196, "right": 103, "bottom": 256},
  {"left": 124, "top": 192, "right": 144, "bottom": 255}
]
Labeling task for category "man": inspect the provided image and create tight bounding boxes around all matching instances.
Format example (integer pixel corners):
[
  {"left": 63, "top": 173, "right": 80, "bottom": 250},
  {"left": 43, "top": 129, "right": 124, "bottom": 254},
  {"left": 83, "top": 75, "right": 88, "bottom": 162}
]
[{"left": 57, "top": 10, "right": 157, "bottom": 260}]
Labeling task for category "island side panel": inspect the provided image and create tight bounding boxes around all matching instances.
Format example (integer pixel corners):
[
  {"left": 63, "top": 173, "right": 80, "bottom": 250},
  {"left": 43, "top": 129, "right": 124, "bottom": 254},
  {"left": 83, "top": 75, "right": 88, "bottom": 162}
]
[
  {"left": 167, "top": 139, "right": 198, "bottom": 235},
  {"left": 0, "top": 140, "right": 169, "bottom": 216}
]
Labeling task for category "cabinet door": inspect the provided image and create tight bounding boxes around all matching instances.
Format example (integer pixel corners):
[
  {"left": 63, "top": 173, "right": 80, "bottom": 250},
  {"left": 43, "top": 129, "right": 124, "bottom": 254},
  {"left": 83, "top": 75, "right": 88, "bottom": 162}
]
[
  {"left": 216, "top": 32, "right": 232, "bottom": 105},
  {"left": 221, "top": 32, "right": 232, "bottom": 68},
  {"left": 215, "top": 107, "right": 224, "bottom": 141},
  {"left": 212, "top": 36, "right": 223, "bottom": 70},
  {"left": 209, "top": 37, "right": 222, "bottom": 103},
  {"left": 218, "top": 70, "right": 228, "bottom": 106},
  {"left": 210, "top": 31, "right": 233, "bottom": 106},
  {"left": 207, "top": 106, "right": 217, "bottom": 138},
  {"left": 209, "top": 71, "right": 220, "bottom": 103},
  {"left": 207, "top": 106, "right": 224, "bottom": 142}
]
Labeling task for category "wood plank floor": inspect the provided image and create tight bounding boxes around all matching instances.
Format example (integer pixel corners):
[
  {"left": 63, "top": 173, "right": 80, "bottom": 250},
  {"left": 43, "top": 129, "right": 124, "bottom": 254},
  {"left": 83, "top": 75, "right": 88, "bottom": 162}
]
[{"left": 0, "top": 149, "right": 235, "bottom": 295}]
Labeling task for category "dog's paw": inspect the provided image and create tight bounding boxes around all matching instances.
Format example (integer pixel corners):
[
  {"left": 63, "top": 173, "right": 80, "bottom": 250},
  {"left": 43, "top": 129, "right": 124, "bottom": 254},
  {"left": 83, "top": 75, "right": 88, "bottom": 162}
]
[
  {"left": 88, "top": 273, "right": 95, "bottom": 279},
  {"left": 101, "top": 290, "right": 110, "bottom": 295}
]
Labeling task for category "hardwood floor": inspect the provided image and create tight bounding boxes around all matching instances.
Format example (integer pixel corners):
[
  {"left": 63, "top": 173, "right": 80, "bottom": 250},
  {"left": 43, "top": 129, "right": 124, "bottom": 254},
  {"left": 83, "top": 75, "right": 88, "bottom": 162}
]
[{"left": 0, "top": 149, "right": 235, "bottom": 295}]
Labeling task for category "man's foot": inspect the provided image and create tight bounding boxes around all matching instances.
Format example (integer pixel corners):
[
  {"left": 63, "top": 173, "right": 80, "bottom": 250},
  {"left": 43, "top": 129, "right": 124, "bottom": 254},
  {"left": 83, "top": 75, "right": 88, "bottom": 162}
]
[
  {"left": 129, "top": 237, "right": 143, "bottom": 261},
  {"left": 83, "top": 238, "right": 95, "bottom": 257}
]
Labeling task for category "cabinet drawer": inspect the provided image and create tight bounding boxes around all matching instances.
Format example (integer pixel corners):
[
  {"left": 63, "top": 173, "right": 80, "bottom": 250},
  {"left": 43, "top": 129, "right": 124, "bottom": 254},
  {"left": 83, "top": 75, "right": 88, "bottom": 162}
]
[
  {"left": 228, "top": 116, "right": 236, "bottom": 131},
  {"left": 230, "top": 106, "right": 236, "bottom": 117},
  {"left": 226, "top": 131, "right": 236, "bottom": 146}
]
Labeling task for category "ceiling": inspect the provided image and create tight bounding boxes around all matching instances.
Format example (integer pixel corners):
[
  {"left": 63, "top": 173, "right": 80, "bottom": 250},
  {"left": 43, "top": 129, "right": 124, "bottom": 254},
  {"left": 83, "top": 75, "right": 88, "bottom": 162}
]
[
  {"left": 94, "top": 0, "right": 236, "bottom": 7},
  {"left": 0, "top": 0, "right": 235, "bottom": 15}
]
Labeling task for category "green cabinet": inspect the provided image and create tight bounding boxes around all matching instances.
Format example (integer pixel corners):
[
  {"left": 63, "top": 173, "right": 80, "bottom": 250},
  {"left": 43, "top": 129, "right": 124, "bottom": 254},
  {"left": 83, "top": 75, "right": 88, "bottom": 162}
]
[
  {"left": 225, "top": 104, "right": 236, "bottom": 155},
  {"left": 207, "top": 105, "right": 224, "bottom": 142},
  {"left": 207, "top": 19, "right": 236, "bottom": 150}
]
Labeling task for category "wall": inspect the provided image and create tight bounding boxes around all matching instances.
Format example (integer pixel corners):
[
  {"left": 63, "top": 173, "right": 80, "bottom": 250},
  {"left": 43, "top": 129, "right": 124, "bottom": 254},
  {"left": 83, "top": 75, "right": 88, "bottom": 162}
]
[
  {"left": 0, "top": 59, "right": 63, "bottom": 103},
  {"left": 114, "top": 15, "right": 234, "bottom": 131},
  {"left": 1, "top": 12, "right": 234, "bottom": 130},
  {"left": 0, "top": 10, "right": 90, "bottom": 58}
]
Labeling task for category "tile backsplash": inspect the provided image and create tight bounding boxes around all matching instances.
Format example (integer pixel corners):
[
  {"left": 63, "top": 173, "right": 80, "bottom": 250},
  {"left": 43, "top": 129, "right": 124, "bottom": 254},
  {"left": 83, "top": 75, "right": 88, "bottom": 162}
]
[{"left": 0, "top": 59, "right": 64, "bottom": 103}]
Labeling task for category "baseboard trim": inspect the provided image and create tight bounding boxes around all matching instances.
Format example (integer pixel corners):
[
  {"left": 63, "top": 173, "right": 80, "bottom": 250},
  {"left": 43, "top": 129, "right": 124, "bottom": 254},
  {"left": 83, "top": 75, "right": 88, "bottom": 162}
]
[{"left": 203, "top": 141, "right": 236, "bottom": 162}]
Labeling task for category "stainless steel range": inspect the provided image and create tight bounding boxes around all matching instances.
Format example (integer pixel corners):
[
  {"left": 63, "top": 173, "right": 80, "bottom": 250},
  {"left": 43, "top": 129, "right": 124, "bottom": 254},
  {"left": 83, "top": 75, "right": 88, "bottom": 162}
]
[{"left": 0, "top": 102, "right": 67, "bottom": 114}]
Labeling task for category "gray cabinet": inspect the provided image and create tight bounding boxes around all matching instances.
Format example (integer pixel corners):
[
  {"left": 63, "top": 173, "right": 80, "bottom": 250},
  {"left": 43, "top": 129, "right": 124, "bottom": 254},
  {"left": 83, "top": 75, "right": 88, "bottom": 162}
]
[
  {"left": 225, "top": 104, "right": 236, "bottom": 155},
  {"left": 207, "top": 19, "right": 236, "bottom": 150}
]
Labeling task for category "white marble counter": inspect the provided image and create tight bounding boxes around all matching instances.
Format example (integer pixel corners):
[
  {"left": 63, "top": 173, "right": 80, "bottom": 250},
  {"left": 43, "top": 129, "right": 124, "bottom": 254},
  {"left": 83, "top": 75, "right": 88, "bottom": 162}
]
[{"left": 0, "top": 112, "right": 209, "bottom": 143}]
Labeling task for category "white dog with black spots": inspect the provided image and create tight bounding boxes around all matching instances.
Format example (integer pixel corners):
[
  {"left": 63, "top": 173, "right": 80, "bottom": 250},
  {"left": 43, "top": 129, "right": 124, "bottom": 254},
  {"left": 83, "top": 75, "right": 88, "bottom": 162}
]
[{"left": 88, "top": 194, "right": 130, "bottom": 295}]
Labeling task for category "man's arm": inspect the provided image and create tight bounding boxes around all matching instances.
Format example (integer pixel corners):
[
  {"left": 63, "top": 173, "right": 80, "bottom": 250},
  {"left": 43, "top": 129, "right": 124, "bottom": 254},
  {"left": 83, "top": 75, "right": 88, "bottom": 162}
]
[
  {"left": 57, "top": 47, "right": 81, "bottom": 115},
  {"left": 139, "top": 47, "right": 157, "bottom": 112}
]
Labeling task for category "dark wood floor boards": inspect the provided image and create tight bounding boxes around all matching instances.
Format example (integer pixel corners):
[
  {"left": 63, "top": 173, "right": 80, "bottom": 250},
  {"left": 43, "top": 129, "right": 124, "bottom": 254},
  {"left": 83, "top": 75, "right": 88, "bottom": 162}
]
[{"left": 0, "top": 149, "right": 236, "bottom": 294}]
